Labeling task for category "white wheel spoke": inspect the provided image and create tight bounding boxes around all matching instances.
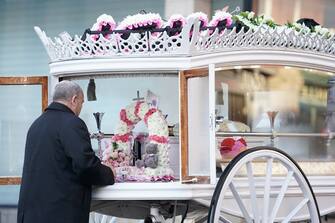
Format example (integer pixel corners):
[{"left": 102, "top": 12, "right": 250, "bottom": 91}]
[
  {"left": 263, "top": 158, "right": 273, "bottom": 223},
  {"left": 229, "top": 182, "right": 253, "bottom": 223},
  {"left": 269, "top": 170, "right": 294, "bottom": 222},
  {"left": 246, "top": 161, "right": 260, "bottom": 223},
  {"left": 209, "top": 149, "right": 319, "bottom": 223},
  {"left": 281, "top": 198, "right": 309, "bottom": 223},
  {"left": 219, "top": 215, "right": 233, "bottom": 223}
]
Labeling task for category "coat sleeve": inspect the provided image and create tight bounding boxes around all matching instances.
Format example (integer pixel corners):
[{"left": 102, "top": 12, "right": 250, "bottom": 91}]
[{"left": 60, "top": 117, "right": 115, "bottom": 186}]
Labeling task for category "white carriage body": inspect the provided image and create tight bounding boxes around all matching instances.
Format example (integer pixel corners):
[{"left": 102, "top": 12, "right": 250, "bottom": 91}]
[{"left": 35, "top": 16, "right": 335, "bottom": 221}]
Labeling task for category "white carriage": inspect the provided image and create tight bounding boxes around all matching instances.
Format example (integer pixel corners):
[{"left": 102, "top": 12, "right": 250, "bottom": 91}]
[{"left": 34, "top": 12, "right": 335, "bottom": 222}]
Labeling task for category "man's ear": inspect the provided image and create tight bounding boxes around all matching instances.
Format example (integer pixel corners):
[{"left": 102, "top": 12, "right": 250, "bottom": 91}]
[{"left": 71, "top": 95, "right": 77, "bottom": 104}]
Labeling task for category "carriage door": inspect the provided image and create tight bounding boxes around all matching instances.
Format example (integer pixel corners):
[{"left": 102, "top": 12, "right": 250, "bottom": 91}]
[
  {"left": 180, "top": 65, "right": 216, "bottom": 184},
  {"left": 0, "top": 76, "right": 48, "bottom": 185}
]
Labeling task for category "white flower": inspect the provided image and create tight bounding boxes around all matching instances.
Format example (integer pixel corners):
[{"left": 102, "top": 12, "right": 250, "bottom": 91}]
[
  {"left": 115, "top": 121, "right": 130, "bottom": 134},
  {"left": 125, "top": 103, "right": 140, "bottom": 123},
  {"left": 137, "top": 103, "right": 150, "bottom": 119},
  {"left": 96, "top": 14, "right": 116, "bottom": 28},
  {"left": 209, "top": 10, "right": 233, "bottom": 27},
  {"left": 118, "top": 13, "right": 162, "bottom": 30},
  {"left": 263, "top": 15, "right": 273, "bottom": 23},
  {"left": 247, "top": 12, "right": 255, "bottom": 20},
  {"left": 167, "top": 14, "right": 186, "bottom": 27},
  {"left": 319, "top": 27, "right": 329, "bottom": 35},
  {"left": 187, "top": 12, "right": 208, "bottom": 26}
]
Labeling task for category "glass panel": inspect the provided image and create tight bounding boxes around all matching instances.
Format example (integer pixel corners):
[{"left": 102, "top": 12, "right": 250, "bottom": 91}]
[
  {"left": 72, "top": 76, "right": 179, "bottom": 136},
  {"left": 68, "top": 75, "right": 180, "bottom": 179},
  {"left": 215, "top": 65, "right": 335, "bottom": 176},
  {"left": 0, "top": 85, "right": 42, "bottom": 177},
  {"left": 188, "top": 76, "right": 210, "bottom": 176}
]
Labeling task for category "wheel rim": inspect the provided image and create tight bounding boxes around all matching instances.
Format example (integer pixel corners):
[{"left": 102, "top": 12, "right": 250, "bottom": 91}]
[{"left": 208, "top": 147, "right": 320, "bottom": 223}]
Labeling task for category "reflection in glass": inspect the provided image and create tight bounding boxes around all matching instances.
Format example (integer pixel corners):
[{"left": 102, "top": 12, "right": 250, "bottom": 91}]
[
  {"left": 188, "top": 76, "right": 210, "bottom": 176},
  {"left": 66, "top": 75, "right": 180, "bottom": 164},
  {"left": 0, "top": 85, "right": 42, "bottom": 176},
  {"left": 215, "top": 66, "right": 335, "bottom": 166}
]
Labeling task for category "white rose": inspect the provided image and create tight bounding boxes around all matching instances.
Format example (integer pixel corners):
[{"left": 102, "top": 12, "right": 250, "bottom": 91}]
[
  {"left": 320, "top": 27, "right": 329, "bottom": 35},
  {"left": 247, "top": 12, "right": 255, "bottom": 20},
  {"left": 263, "top": 15, "right": 272, "bottom": 23}
]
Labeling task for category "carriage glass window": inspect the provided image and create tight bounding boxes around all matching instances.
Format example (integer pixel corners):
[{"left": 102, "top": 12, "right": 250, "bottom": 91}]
[
  {"left": 64, "top": 74, "right": 180, "bottom": 180},
  {"left": 0, "top": 85, "right": 42, "bottom": 179},
  {"left": 215, "top": 65, "right": 335, "bottom": 176}
]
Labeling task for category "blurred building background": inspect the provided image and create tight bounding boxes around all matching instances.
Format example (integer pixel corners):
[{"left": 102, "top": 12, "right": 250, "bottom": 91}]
[{"left": 0, "top": 0, "right": 334, "bottom": 222}]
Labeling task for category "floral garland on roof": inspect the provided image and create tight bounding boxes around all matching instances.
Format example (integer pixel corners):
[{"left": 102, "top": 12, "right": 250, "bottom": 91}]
[
  {"left": 166, "top": 14, "right": 186, "bottom": 36},
  {"left": 90, "top": 14, "right": 116, "bottom": 40},
  {"left": 117, "top": 12, "right": 163, "bottom": 39},
  {"left": 87, "top": 9, "right": 333, "bottom": 41},
  {"left": 118, "top": 12, "right": 163, "bottom": 30},
  {"left": 208, "top": 10, "right": 233, "bottom": 34},
  {"left": 233, "top": 11, "right": 333, "bottom": 39}
]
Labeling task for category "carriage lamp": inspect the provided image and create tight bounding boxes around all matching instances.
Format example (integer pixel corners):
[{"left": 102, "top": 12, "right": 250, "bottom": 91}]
[{"left": 87, "top": 78, "right": 97, "bottom": 101}]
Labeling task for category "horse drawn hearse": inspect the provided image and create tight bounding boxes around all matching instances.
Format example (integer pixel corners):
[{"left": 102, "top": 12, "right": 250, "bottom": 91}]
[{"left": 35, "top": 10, "right": 335, "bottom": 222}]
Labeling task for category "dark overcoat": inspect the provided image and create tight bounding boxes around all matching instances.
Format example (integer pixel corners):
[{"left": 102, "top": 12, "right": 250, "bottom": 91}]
[{"left": 17, "top": 102, "right": 115, "bottom": 223}]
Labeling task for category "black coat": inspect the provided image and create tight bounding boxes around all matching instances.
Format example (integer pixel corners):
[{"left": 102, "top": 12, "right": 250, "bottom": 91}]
[{"left": 17, "top": 102, "right": 114, "bottom": 223}]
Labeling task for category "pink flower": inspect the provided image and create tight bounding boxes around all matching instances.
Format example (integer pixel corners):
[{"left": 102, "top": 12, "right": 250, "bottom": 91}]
[
  {"left": 144, "top": 108, "right": 157, "bottom": 124},
  {"left": 148, "top": 135, "right": 168, "bottom": 144},
  {"left": 111, "top": 160, "right": 119, "bottom": 168},
  {"left": 220, "top": 137, "right": 247, "bottom": 159},
  {"left": 112, "top": 133, "right": 131, "bottom": 142},
  {"left": 209, "top": 11, "right": 233, "bottom": 28},
  {"left": 118, "top": 151, "right": 126, "bottom": 158},
  {"left": 111, "top": 151, "right": 119, "bottom": 159},
  {"left": 120, "top": 109, "right": 134, "bottom": 126},
  {"left": 187, "top": 12, "right": 208, "bottom": 27},
  {"left": 91, "top": 14, "right": 116, "bottom": 40}
]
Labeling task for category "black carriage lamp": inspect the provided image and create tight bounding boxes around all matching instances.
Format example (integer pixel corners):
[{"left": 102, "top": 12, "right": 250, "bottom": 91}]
[{"left": 87, "top": 78, "right": 97, "bottom": 101}]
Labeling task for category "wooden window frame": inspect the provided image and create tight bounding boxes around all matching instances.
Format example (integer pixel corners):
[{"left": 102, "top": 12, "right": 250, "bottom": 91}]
[
  {"left": 0, "top": 76, "right": 48, "bottom": 185},
  {"left": 180, "top": 68, "right": 210, "bottom": 184}
]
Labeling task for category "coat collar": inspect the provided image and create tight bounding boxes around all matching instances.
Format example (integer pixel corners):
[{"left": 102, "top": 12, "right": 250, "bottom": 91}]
[{"left": 46, "top": 102, "right": 75, "bottom": 115}]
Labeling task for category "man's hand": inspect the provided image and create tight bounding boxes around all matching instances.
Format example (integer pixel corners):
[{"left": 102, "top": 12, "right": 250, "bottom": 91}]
[
  {"left": 101, "top": 163, "right": 116, "bottom": 179},
  {"left": 109, "top": 166, "right": 116, "bottom": 179}
]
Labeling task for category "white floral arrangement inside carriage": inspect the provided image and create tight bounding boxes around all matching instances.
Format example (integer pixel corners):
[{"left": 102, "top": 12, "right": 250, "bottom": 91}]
[{"left": 101, "top": 99, "right": 175, "bottom": 182}]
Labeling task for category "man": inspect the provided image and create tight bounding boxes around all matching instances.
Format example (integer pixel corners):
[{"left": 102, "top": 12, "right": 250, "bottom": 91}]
[{"left": 17, "top": 80, "right": 115, "bottom": 223}]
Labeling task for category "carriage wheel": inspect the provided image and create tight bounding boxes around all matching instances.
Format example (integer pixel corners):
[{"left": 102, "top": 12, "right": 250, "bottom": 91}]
[{"left": 208, "top": 147, "right": 320, "bottom": 223}]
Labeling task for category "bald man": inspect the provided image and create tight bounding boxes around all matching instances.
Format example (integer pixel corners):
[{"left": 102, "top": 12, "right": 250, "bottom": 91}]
[{"left": 18, "top": 80, "right": 115, "bottom": 223}]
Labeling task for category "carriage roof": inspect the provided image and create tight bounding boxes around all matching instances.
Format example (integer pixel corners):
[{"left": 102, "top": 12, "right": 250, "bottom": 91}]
[{"left": 34, "top": 17, "right": 335, "bottom": 76}]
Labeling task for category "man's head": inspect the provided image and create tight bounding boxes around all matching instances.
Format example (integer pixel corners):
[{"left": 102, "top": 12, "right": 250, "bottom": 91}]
[{"left": 53, "top": 80, "right": 84, "bottom": 116}]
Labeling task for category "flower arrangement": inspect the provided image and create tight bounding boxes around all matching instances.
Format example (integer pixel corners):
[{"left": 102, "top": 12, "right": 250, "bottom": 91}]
[
  {"left": 90, "top": 14, "right": 116, "bottom": 40},
  {"left": 117, "top": 12, "right": 163, "bottom": 39},
  {"left": 83, "top": 9, "right": 334, "bottom": 55},
  {"left": 286, "top": 21, "right": 332, "bottom": 38},
  {"left": 102, "top": 101, "right": 174, "bottom": 182},
  {"left": 232, "top": 11, "right": 276, "bottom": 32},
  {"left": 219, "top": 137, "right": 247, "bottom": 160},
  {"left": 102, "top": 142, "right": 131, "bottom": 168},
  {"left": 88, "top": 10, "right": 334, "bottom": 41},
  {"left": 208, "top": 10, "right": 233, "bottom": 34},
  {"left": 166, "top": 14, "right": 186, "bottom": 36},
  {"left": 232, "top": 11, "right": 333, "bottom": 39},
  {"left": 187, "top": 12, "right": 208, "bottom": 28}
]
